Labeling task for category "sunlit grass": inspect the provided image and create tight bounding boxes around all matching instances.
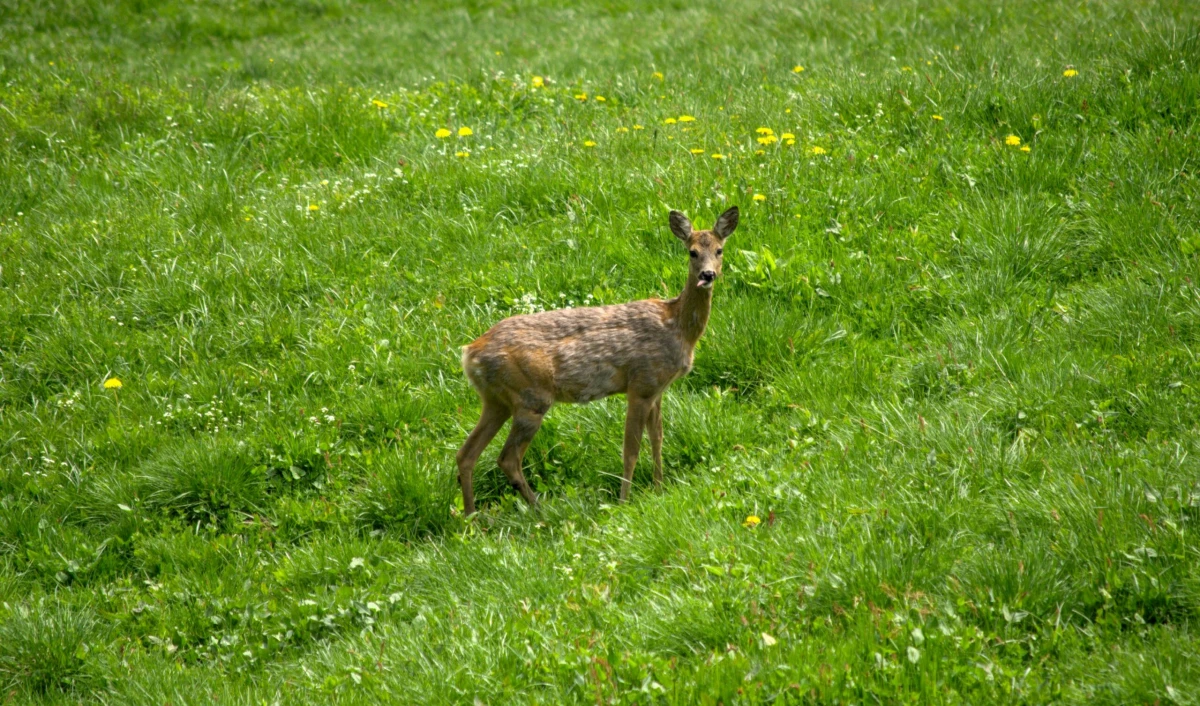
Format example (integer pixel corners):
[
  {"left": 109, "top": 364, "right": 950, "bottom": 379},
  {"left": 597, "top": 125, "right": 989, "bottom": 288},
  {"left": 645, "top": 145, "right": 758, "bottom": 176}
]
[{"left": 1, "top": 0, "right": 1200, "bottom": 702}]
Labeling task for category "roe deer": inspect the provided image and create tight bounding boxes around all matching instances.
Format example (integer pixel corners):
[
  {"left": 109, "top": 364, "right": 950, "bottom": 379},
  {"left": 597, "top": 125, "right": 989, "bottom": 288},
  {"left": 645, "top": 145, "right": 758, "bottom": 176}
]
[{"left": 456, "top": 206, "right": 739, "bottom": 514}]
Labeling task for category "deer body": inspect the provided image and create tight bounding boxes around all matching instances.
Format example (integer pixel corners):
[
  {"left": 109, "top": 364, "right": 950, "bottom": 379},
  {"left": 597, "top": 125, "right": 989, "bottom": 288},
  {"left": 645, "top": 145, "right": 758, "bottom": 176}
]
[
  {"left": 463, "top": 298, "right": 700, "bottom": 405},
  {"left": 456, "top": 207, "right": 738, "bottom": 514}
]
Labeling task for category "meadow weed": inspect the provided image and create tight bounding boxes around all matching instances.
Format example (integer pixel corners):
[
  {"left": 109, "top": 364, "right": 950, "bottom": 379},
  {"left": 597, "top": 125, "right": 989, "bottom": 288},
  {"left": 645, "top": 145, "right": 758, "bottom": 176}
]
[
  {"left": 139, "top": 437, "right": 266, "bottom": 525},
  {"left": 355, "top": 454, "right": 454, "bottom": 540},
  {"left": 0, "top": 601, "right": 100, "bottom": 697}
]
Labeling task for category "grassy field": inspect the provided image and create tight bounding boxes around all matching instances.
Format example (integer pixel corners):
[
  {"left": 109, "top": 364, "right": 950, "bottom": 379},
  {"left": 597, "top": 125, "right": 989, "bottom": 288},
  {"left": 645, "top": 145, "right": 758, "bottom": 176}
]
[{"left": 2, "top": 0, "right": 1200, "bottom": 702}]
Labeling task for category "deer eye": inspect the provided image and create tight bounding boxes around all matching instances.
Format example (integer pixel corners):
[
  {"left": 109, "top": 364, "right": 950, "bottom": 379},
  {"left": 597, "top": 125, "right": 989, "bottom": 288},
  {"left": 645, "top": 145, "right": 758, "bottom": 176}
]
[
  {"left": 689, "top": 250, "right": 699, "bottom": 258},
  {"left": 716, "top": 248, "right": 723, "bottom": 256}
]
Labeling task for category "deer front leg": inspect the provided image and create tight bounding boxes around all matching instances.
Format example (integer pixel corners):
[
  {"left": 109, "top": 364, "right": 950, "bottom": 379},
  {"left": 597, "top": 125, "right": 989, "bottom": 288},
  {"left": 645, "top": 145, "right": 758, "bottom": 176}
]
[
  {"left": 620, "top": 395, "right": 652, "bottom": 502},
  {"left": 456, "top": 401, "right": 511, "bottom": 516},
  {"left": 649, "top": 396, "right": 663, "bottom": 488}
]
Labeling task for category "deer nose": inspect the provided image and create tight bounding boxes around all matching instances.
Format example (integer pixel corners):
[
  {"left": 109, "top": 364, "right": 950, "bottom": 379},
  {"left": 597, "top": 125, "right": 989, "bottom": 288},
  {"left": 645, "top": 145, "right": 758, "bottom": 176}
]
[{"left": 699, "top": 270, "right": 716, "bottom": 283}]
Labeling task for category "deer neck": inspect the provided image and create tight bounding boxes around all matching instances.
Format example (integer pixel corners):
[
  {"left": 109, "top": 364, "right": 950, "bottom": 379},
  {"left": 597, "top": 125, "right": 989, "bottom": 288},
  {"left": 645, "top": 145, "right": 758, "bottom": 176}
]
[{"left": 674, "top": 274, "right": 713, "bottom": 347}]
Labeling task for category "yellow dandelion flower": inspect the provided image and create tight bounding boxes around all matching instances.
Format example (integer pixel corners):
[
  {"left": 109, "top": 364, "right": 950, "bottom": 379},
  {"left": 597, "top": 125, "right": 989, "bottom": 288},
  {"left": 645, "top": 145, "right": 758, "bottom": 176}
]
[
  {"left": 752, "top": 194, "right": 766, "bottom": 202},
  {"left": 103, "top": 377, "right": 122, "bottom": 390},
  {"left": 678, "top": 115, "right": 695, "bottom": 122},
  {"left": 756, "top": 135, "right": 778, "bottom": 145},
  {"left": 792, "top": 65, "right": 804, "bottom": 73},
  {"left": 455, "top": 151, "right": 469, "bottom": 158},
  {"left": 616, "top": 126, "right": 629, "bottom": 133},
  {"left": 810, "top": 145, "right": 827, "bottom": 155},
  {"left": 595, "top": 95, "right": 606, "bottom": 102},
  {"left": 531, "top": 75, "right": 544, "bottom": 88},
  {"left": 1063, "top": 68, "right": 1078, "bottom": 77},
  {"left": 1020, "top": 145, "right": 1031, "bottom": 152},
  {"left": 781, "top": 133, "right": 795, "bottom": 140},
  {"left": 690, "top": 148, "right": 705, "bottom": 154},
  {"left": 1005, "top": 135, "right": 1021, "bottom": 146},
  {"left": 583, "top": 140, "right": 596, "bottom": 147},
  {"left": 574, "top": 93, "right": 588, "bottom": 101},
  {"left": 755, "top": 149, "right": 765, "bottom": 155},
  {"left": 308, "top": 204, "right": 320, "bottom": 211},
  {"left": 633, "top": 124, "right": 644, "bottom": 130},
  {"left": 931, "top": 114, "right": 943, "bottom": 121},
  {"left": 711, "top": 153, "right": 725, "bottom": 159},
  {"left": 371, "top": 99, "right": 388, "bottom": 108},
  {"left": 458, "top": 126, "right": 473, "bottom": 137},
  {"left": 652, "top": 71, "right": 664, "bottom": 80},
  {"left": 755, "top": 127, "right": 774, "bottom": 135},
  {"left": 785, "top": 139, "right": 796, "bottom": 146},
  {"left": 901, "top": 66, "right": 913, "bottom": 72},
  {"left": 435, "top": 128, "right": 452, "bottom": 138},
  {"left": 664, "top": 117, "right": 677, "bottom": 125},
  {"left": 743, "top": 514, "right": 762, "bottom": 527}
]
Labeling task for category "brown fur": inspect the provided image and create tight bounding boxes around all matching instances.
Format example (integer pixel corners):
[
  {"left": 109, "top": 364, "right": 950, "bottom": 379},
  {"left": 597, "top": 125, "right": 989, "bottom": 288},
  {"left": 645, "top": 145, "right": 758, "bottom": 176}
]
[{"left": 456, "top": 206, "right": 739, "bottom": 513}]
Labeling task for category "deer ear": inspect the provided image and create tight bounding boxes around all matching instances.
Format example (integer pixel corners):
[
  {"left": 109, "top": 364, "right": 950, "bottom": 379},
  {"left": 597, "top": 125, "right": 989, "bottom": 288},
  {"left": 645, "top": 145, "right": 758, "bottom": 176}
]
[
  {"left": 669, "top": 210, "right": 693, "bottom": 242},
  {"left": 713, "top": 206, "right": 739, "bottom": 239}
]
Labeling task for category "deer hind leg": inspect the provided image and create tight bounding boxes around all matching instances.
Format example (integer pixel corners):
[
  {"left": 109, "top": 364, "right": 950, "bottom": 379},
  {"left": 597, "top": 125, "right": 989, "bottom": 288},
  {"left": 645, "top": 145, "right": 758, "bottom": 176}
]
[
  {"left": 496, "top": 407, "right": 545, "bottom": 507},
  {"left": 620, "top": 395, "right": 653, "bottom": 502},
  {"left": 456, "top": 401, "right": 511, "bottom": 516},
  {"left": 648, "top": 396, "right": 664, "bottom": 488}
]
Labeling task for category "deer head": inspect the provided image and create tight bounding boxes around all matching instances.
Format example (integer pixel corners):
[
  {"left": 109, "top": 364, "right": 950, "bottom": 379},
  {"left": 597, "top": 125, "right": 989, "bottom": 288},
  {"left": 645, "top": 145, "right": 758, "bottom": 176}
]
[{"left": 669, "top": 206, "right": 739, "bottom": 289}]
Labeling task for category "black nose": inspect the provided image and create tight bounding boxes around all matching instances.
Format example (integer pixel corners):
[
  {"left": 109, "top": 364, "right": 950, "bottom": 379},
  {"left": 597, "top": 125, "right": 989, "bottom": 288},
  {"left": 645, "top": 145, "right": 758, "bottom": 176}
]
[{"left": 699, "top": 270, "right": 716, "bottom": 282}]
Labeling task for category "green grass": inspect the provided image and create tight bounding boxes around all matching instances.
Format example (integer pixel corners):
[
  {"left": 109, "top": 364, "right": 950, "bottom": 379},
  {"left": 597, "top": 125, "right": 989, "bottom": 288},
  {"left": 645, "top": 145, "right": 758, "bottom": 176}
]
[{"left": 2, "top": 0, "right": 1200, "bottom": 702}]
